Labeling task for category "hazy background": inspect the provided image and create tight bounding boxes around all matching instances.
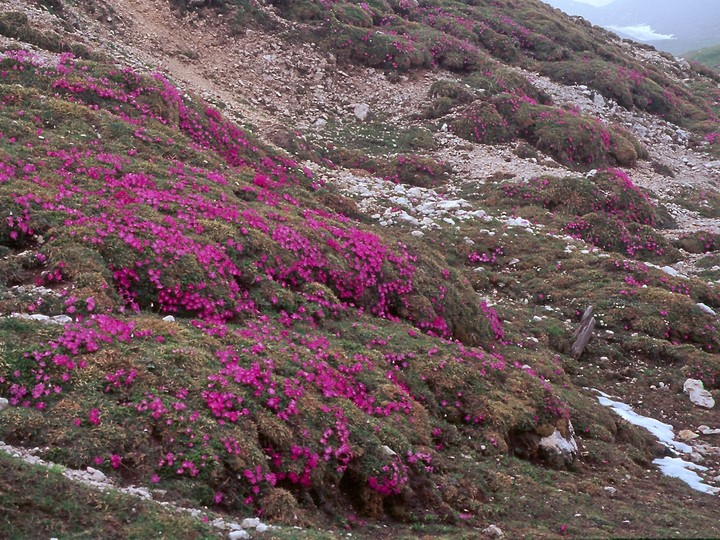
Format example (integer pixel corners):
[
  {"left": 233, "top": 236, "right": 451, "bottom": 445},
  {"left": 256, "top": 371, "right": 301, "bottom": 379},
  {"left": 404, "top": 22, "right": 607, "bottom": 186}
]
[{"left": 542, "top": 0, "right": 720, "bottom": 56}]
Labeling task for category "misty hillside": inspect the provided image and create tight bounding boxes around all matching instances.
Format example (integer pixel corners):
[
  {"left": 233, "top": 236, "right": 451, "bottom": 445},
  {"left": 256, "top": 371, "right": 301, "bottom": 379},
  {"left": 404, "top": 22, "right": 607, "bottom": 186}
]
[
  {"left": 687, "top": 43, "right": 720, "bottom": 69},
  {"left": 545, "top": 0, "right": 720, "bottom": 54},
  {"left": 1, "top": 0, "right": 720, "bottom": 538}
]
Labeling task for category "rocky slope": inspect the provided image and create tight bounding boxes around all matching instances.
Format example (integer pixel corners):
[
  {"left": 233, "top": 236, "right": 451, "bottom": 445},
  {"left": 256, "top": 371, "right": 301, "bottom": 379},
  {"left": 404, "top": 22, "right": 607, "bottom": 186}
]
[{"left": 1, "top": 1, "right": 720, "bottom": 538}]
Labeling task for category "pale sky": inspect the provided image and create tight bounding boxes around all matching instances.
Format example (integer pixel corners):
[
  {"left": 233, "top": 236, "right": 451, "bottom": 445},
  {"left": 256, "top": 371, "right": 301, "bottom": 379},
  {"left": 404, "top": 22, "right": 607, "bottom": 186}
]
[{"left": 571, "top": 0, "right": 615, "bottom": 5}]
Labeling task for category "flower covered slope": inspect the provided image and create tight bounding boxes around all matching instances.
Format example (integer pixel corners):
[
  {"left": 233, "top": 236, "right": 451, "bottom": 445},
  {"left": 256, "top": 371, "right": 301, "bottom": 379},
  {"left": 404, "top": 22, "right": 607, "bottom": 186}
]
[
  {"left": 1, "top": 0, "right": 720, "bottom": 538},
  {"left": 0, "top": 47, "right": 564, "bottom": 533}
]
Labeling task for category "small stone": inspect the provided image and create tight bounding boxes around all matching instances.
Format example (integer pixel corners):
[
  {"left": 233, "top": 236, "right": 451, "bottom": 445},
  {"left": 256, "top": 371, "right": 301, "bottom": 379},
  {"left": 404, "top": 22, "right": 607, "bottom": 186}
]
[
  {"left": 86, "top": 467, "right": 107, "bottom": 483},
  {"left": 256, "top": 523, "right": 269, "bottom": 533},
  {"left": 0, "top": 397, "right": 8, "bottom": 412},
  {"left": 697, "top": 425, "right": 720, "bottom": 435},
  {"left": 353, "top": 103, "right": 370, "bottom": 122},
  {"left": 604, "top": 486, "right": 617, "bottom": 498},
  {"left": 392, "top": 196, "right": 410, "bottom": 207},
  {"left": 437, "top": 200, "right": 462, "bottom": 210},
  {"left": 228, "top": 531, "right": 250, "bottom": 540},
  {"left": 162, "top": 315, "right": 176, "bottom": 323},
  {"left": 381, "top": 445, "right": 397, "bottom": 456},
  {"left": 506, "top": 217, "right": 531, "bottom": 228},
  {"left": 678, "top": 430, "right": 700, "bottom": 441},
  {"left": 241, "top": 517, "right": 260, "bottom": 529},
  {"left": 697, "top": 303, "right": 717, "bottom": 316},
  {"left": 482, "top": 524, "right": 505, "bottom": 538}
]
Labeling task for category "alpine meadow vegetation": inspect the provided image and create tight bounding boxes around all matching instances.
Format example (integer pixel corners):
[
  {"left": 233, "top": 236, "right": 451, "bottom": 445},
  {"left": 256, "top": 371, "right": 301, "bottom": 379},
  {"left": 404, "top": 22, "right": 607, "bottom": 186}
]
[{"left": 2, "top": 0, "right": 720, "bottom": 538}]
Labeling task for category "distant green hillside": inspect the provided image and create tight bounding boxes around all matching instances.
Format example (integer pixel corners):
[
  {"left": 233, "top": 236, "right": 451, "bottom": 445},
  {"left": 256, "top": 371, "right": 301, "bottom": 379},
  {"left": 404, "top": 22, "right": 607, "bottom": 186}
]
[{"left": 686, "top": 44, "right": 720, "bottom": 70}]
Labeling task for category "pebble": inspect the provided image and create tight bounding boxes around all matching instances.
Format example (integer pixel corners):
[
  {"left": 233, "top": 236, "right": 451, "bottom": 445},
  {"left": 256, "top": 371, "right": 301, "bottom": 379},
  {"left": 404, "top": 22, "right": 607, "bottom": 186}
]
[
  {"left": 482, "top": 524, "right": 505, "bottom": 538},
  {"left": 678, "top": 430, "right": 700, "bottom": 441},
  {"left": 241, "top": 517, "right": 261, "bottom": 529},
  {"left": 86, "top": 467, "right": 107, "bottom": 483},
  {"left": 698, "top": 425, "right": 720, "bottom": 435}
]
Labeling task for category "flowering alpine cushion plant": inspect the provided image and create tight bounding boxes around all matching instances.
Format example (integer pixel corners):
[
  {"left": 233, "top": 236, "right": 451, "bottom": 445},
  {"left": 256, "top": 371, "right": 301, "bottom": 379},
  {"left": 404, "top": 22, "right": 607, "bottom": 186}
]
[{"left": 0, "top": 49, "right": 570, "bottom": 522}]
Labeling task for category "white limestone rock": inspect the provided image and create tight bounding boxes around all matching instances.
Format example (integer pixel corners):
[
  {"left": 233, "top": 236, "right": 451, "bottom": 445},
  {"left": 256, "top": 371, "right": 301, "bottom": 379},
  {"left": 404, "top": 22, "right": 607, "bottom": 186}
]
[
  {"left": 697, "top": 303, "right": 717, "bottom": 316},
  {"left": 684, "top": 379, "right": 715, "bottom": 409},
  {"left": 241, "top": 517, "right": 261, "bottom": 529},
  {"left": 482, "top": 524, "right": 505, "bottom": 538},
  {"left": 539, "top": 421, "right": 578, "bottom": 467},
  {"left": 353, "top": 103, "right": 370, "bottom": 121}
]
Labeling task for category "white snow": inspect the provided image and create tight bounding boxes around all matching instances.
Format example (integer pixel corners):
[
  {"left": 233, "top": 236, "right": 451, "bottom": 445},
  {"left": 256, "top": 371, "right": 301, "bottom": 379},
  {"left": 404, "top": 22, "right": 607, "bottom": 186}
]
[
  {"left": 593, "top": 390, "right": 718, "bottom": 496},
  {"left": 653, "top": 457, "right": 720, "bottom": 495},
  {"left": 595, "top": 391, "right": 692, "bottom": 453}
]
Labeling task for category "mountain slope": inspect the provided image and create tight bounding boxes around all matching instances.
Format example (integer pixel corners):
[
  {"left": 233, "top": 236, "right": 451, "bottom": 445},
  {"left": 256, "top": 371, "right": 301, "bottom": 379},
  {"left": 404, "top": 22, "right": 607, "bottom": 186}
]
[{"left": 1, "top": 0, "right": 720, "bottom": 538}]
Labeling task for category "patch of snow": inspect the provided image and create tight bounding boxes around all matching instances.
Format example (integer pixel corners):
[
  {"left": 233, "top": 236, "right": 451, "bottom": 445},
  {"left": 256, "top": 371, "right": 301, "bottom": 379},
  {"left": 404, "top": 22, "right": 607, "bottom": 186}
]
[
  {"left": 594, "top": 391, "right": 718, "bottom": 496},
  {"left": 653, "top": 457, "right": 719, "bottom": 495},
  {"left": 595, "top": 390, "right": 692, "bottom": 453}
]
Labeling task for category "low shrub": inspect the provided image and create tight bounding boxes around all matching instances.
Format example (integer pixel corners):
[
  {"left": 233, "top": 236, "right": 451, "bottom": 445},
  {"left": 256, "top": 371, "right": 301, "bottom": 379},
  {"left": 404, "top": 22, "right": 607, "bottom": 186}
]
[{"left": 451, "top": 101, "right": 515, "bottom": 144}]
